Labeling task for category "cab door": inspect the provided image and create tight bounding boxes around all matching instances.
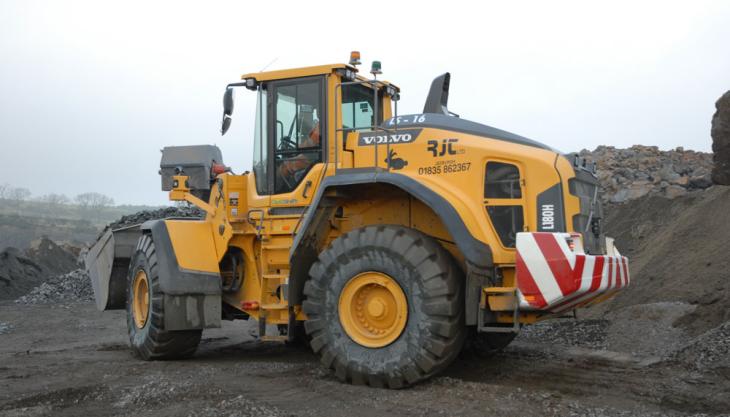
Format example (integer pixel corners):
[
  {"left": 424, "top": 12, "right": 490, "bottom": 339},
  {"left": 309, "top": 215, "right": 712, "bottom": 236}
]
[
  {"left": 249, "top": 76, "right": 328, "bottom": 251},
  {"left": 248, "top": 77, "right": 327, "bottom": 213},
  {"left": 268, "top": 76, "right": 326, "bottom": 201}
]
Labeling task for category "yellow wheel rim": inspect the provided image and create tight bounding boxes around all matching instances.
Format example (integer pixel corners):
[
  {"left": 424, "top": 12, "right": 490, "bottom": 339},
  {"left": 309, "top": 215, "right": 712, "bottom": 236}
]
[
  {"left": 132, "top": 270, "right": 150, "bottom": 329},
  {"left": 338, "top": 272, "right": 408, "bottom": 348}
]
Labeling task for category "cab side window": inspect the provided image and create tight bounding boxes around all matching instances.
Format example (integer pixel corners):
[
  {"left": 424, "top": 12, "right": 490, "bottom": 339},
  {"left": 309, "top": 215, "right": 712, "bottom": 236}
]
[
  {"left": 341, "top": 84, "right": 382, "bottom": 131},
  {"left": 485, "top": 162, "right": 522, "bottom": 199},
  {"left": 484, "top": 162, "right": 524, "bottom": 248}
]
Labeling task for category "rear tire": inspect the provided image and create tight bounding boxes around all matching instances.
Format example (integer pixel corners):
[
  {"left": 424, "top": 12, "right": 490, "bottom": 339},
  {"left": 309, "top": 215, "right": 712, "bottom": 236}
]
[
  {"left": 303, "top": 225, "right": 465, "bottom": 388},
  {"left": 126, "top": 234, "right": 201, "bottom": 360}
]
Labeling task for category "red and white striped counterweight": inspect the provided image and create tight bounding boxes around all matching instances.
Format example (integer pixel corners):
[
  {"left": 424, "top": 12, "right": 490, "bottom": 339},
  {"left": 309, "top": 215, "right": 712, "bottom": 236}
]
[{"left": 515, "top": 232, "right": 629, "bottom": 313}]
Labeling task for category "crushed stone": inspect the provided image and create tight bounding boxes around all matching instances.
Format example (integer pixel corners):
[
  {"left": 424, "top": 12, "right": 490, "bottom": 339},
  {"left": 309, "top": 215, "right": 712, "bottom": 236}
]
[{"left": 15, "top": 269, "right": 92, "bottom": 304}]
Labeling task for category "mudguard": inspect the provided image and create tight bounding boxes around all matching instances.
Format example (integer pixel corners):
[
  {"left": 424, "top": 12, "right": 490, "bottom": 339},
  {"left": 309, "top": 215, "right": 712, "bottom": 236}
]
[
  {"left": 142, "top": 220, "right": 222, "bottom": 330},
  {"left": 515, "top": 232, "right": 629, "bottom": 313}
]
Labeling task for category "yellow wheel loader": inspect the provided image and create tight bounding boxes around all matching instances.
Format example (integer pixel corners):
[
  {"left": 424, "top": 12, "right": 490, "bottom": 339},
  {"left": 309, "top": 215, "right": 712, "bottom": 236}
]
[{"left": 87, "top": 53, "right": 630, "bottom": 388}]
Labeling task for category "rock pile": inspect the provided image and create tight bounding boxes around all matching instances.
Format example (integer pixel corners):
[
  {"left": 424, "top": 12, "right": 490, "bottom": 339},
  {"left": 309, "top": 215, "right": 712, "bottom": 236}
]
[
  {"left": 0, "top": 238, "right": 80, "bottom": 301},
  {"left": 25, "top": 237, "right": 80, "bottom": 275},
  {"left": 15, "top": 269, "right": 93, "bottom": 304},
  {"left": 711, "top": 90, "right": 730, "bottom": 185},
  {"left": 578, "top": 145, "right": 713, "bottom": 204}
]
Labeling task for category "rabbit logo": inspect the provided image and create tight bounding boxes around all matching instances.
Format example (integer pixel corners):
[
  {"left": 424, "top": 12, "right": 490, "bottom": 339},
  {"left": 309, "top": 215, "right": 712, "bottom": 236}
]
[{"left": 385, "top": 150, "right": 408, "bottom": 170}]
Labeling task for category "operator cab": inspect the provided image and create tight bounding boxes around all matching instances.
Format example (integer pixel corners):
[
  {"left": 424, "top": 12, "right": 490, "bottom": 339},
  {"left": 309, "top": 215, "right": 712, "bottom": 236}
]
[{"left": 220, "top": 56, "right": 398, "bottom": 197}]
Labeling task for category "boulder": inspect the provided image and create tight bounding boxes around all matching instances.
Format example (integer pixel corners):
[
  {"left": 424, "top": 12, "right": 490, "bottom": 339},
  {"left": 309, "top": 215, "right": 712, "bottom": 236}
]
[
  {"left": 689, "top": 175, "right": 713, "bottom": 189},
  {"left": 626, "top": 180, "right": 653, "bottom": 200},
  {"left": 665, "top": 185, "right": 688, "bottom": 199},
  {"left": 671, "top": 176, "right": 689, "bottom": 186},
  {"left": 711, "top": 90, "right": 730, "bottom": 184}
]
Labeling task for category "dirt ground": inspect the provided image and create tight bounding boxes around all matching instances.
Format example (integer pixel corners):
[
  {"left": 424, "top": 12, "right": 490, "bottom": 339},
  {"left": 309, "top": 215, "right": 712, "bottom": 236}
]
[{"left": 1, "top": 302, "right": 728, "bottom": 417}]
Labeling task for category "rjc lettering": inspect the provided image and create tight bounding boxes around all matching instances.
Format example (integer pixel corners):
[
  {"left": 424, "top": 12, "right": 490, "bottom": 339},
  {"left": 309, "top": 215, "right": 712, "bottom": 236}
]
[{"left": 427, "top": 139, "right": 458, "bottom": 157}]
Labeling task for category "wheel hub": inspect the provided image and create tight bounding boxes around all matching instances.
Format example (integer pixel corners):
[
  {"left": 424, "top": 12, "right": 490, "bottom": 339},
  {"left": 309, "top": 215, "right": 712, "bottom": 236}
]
[
  {"left": 339, "top": 272, "right": 408, "bottom": 348},
  {"left": 367, "top": 298, "right": 386, "bottom": 318},
  {"left": 132, "top": 270, "right": 150, "bottom": 329}
]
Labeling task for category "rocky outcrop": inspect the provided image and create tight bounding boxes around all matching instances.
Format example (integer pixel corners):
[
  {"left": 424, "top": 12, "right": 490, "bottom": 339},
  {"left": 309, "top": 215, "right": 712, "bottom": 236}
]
[
  {"left": 711, "top": 90, "right": 730, "bottom": 185},
  {"left": 579, "top": 145, "right": 713, "bottom": 204}
]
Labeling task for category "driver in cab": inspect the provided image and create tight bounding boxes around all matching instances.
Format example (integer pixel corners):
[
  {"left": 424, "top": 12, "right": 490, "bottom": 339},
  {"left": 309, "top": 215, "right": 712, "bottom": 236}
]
[{"left": 277, "top": 120, "right": 320, "bottom": 189}]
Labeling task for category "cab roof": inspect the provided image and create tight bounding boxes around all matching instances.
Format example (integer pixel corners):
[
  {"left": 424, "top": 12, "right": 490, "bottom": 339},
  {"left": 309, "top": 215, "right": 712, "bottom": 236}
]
[
  {"left": 241, "top": 63, "right": 350, "bottom": 82},
  {"left": 241, "top": 63, "right": 398, "bottom": 90}
]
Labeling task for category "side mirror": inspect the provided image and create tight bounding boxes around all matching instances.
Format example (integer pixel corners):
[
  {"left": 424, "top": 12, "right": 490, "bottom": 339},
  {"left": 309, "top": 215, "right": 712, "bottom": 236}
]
[
  {"left": 221, "top": 116, "right": 232, "bottom": 135},
  {"left": 221, "top": 88, "right": 234, "bottom": 135}
]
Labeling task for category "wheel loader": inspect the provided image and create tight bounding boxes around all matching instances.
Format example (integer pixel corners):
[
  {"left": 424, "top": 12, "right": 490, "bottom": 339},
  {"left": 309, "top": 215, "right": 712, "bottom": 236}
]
[{"left": 87, "top": 52, "right": 630, "bottom": 388}]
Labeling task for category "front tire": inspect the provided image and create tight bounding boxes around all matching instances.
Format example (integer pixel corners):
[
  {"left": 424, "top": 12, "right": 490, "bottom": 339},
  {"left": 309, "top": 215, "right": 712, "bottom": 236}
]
[
  {"left": 303, "top": 225, "right": 465, "bottom": 388},
  {"left": 126, "top": 234, "right": 201, "bottom": 360}
]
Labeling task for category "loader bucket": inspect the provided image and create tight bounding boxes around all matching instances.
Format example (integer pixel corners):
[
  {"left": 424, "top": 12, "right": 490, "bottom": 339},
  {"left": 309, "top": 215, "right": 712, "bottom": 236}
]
[{"left": 86, "top": 224, "right": 143, "bottom": 311}]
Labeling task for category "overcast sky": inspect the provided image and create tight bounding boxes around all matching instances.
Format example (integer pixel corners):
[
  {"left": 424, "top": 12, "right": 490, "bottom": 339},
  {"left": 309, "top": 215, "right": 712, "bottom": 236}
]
[{"left": 1, "top": 1, "right": 729, "bottom": 205}]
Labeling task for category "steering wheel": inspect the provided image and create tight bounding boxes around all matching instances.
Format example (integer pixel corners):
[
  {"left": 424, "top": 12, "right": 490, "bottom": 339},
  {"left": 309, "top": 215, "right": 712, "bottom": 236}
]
[{"left": 277, "top": 136, "right": 298, "bottom": 151}]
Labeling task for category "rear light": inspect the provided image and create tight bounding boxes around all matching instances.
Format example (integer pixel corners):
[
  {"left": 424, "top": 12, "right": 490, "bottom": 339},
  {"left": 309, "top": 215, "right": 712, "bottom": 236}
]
[
  {"left": 241, "top": 301, "right": 260, "bottom": 310},
  {"left": 565, "top": 236, "right": 576, "bottom": 251},
  {"left": 565, "top": 233, "right": 584, "bottom": 253}
]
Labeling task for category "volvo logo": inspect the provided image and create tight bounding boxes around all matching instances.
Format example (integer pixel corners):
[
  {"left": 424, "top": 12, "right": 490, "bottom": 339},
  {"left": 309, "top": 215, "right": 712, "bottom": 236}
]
[{"left": 357, "top": 129, "right": 421, "bottom": 146}]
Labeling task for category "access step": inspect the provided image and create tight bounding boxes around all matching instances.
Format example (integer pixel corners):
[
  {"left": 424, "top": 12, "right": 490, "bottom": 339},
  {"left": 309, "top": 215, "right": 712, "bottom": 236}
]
[{"left": 483, "top": 287, "right": 518, "bottom": 311}]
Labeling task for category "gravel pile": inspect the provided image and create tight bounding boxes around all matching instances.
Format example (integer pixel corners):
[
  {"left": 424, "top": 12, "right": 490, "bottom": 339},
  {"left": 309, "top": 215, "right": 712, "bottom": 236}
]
[
  {"left": 108, "top": 205, "right": 203, "bottom": 230},
  {"left": 600, "top": 302, "right": 697, "bottom": 357},
  {"left": 578, "top": 145, "right": 713, "bottom": 203},
  {"left": 15, "top": 269, "right": 93, "bottom": 304},
  {"left": 671, "top": 321, "right": 730, "bottom": 371}
]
